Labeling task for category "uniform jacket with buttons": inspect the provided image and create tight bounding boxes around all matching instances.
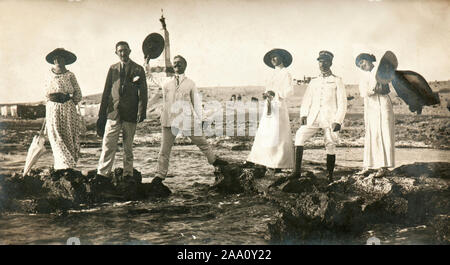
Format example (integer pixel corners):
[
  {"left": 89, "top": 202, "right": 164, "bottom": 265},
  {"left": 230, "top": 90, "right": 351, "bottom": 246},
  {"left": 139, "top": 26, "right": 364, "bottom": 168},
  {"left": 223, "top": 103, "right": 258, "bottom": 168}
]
[{"left": 300, "top": 74, "right": 347, "bottom": 127}]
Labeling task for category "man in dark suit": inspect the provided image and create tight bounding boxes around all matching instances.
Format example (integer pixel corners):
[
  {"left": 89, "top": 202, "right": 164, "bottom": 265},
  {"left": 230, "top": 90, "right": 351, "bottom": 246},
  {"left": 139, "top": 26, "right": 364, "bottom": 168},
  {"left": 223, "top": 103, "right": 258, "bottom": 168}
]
[{"left": 96, "top": 41, "right": 147, "bottom": 181}]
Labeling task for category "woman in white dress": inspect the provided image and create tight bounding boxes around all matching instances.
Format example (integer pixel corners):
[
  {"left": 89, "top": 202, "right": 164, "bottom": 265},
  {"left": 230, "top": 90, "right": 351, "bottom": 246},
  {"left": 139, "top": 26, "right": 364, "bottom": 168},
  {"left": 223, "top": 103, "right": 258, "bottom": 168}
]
[
  {"left": 356, "top": 53, "right": 395, "bottom": 177},
  {"left": 45, "top": 48, "right": 82, "bottom": 171},
  {"left": 246, "top": 49, "right": 295, "bottom": 175}
]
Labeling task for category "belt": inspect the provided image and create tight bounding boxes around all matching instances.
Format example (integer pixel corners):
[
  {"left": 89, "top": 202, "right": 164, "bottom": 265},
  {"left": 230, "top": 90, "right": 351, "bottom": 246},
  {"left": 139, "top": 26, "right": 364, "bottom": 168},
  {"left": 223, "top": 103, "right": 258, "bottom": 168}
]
[{"left": 48, "top": 93, "right": 72, "bottom": 103}]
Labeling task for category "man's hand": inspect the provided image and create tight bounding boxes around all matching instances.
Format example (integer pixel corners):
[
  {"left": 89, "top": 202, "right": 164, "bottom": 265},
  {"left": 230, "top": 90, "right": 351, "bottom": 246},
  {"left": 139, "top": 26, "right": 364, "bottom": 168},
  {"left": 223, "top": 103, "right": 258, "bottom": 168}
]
[
  {"left": 300, "top": 116, "right": 307, "bottom": 126},
  {"left": 331, "top": 122, "right": 341, "bottom": 132},
  {"left": 96, "top": 117, "right": 106, "bottom": 138}
]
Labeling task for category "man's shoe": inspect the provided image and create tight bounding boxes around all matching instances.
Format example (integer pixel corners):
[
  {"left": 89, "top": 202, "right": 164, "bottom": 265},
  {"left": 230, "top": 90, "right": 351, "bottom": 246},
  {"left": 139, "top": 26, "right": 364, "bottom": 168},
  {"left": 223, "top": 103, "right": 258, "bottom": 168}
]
[
  {"left": 151, "top": 176, "right": 164, "bottom": 185},
  {"left": 243, "top": 161, "right": 255, "bottom": 168},
  {"left": 213, "top": 158, "right": 229, "bottom": 167}
]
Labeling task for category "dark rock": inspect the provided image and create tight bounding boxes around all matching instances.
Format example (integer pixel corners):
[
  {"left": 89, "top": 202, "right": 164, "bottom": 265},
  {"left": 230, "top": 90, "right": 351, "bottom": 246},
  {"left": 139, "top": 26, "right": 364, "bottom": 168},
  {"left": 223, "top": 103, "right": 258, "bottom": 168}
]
[
  {"left": 280, "top": 177, "right": 319, "bottom": 194},
  {"left": 212, "top": 163, "right": 258, "bottom": 194},
  {"left": 0, "top": 168, "right": 171, "bottom": 214},
  {"left": 231, "top": 143, "right": 251, "bottom": 151},
  {"left": 267, "top": 162, "right": 450, "bottom": 244},
  {"left": 431, "top": 215, "right": 449, "bottom": 244},
  {"left": 268, "top": 192, "right": 365, "bottom": 244},
  {"left": 392, "top": 162, "right": 450, "bottom": 179}
]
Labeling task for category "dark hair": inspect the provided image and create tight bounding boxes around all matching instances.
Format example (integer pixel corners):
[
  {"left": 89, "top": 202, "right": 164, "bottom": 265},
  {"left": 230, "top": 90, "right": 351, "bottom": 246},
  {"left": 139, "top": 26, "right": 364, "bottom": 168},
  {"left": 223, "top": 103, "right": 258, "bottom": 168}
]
[
  {"left": 174, "top": 55, "right": 187, "bottom": 66},
  {"left": 115, "top": 41, "right": 130, "bottom": 50},
  {"left": 355, "top": 53, "right": 376, "bottom": 67}
]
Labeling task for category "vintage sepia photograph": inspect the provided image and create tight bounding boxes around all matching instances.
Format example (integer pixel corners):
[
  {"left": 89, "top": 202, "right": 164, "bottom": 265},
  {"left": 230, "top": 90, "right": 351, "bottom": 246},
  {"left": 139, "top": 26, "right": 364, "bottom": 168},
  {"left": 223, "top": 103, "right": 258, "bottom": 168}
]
[{"left": 0, "top": 0, "right": 448, "bottom": 247}]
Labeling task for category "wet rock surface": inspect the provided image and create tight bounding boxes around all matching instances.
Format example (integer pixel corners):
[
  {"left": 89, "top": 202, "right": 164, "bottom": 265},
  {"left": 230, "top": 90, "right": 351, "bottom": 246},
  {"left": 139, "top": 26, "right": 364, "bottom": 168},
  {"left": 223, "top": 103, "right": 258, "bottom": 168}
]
[
  {"left": 0, "top": 168, "right": 171, "bottom": 214},
  {"left": 213, "top": 160, "right": 450, "bottom": 244}
]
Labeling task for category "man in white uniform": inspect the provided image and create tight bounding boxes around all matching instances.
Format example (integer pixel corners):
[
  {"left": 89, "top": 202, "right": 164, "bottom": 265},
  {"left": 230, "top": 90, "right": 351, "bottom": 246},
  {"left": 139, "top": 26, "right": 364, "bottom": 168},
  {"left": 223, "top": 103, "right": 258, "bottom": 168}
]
[{"left": 291, "top": 51, "right": 347, "bottom": 181}]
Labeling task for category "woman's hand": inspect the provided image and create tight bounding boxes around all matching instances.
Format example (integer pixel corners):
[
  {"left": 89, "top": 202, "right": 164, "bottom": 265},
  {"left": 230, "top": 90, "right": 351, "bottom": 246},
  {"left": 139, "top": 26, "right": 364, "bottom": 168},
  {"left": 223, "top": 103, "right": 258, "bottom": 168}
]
[
  {"left": 263, "top": 90, "right": 275, "bottom": 101},
  {"left": 331, "top": 122, "right": 341, "bottom": 132},
  {"left": 300, "top": 116, "right": 307, "bottom": 126}
]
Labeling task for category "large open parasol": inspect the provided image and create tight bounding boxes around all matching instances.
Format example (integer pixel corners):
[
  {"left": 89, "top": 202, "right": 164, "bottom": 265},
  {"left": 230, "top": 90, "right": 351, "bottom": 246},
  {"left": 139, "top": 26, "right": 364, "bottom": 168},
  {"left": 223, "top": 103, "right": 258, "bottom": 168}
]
[
  {"left": 376, "top": 51, "right": 440, "bottom": 114},
  {"left": 23, "top": 120, "right": 47, "bottom": 176}
]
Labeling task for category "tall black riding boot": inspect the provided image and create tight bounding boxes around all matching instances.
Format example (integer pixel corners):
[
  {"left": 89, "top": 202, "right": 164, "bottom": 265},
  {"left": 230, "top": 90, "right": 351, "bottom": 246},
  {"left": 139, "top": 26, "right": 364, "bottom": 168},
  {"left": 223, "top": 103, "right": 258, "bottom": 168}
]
[
  {"left": 327, "top": 154, "right": 336, "bottom": 182},
  {"left": 289, "top": 146, "right": 303, "bottom": 179}
]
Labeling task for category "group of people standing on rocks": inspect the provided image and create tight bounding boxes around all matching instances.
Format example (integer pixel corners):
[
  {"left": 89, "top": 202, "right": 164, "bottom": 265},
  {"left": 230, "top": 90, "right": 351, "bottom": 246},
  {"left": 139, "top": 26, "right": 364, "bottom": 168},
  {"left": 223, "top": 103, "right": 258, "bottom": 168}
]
[
  {"left": 42, "top": 42, "right": 396, "bottom": 187},
  {"left": 246, "top": 49, "right": 395, "bottom": 180}
]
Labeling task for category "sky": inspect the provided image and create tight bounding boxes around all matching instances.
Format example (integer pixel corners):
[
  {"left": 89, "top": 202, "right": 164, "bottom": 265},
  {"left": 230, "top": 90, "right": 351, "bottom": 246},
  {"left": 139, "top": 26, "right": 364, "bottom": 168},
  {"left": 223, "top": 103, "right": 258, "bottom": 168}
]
[{"left": 0, "top": 0, "right": 449, "bottom": 103}]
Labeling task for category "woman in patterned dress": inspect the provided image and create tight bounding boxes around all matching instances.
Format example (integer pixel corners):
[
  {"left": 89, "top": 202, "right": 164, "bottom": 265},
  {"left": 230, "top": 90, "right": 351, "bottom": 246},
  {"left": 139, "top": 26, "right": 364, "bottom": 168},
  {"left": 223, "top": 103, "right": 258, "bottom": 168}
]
[{"left": 45, "top": 48, "right": 82, "bottom": 170}]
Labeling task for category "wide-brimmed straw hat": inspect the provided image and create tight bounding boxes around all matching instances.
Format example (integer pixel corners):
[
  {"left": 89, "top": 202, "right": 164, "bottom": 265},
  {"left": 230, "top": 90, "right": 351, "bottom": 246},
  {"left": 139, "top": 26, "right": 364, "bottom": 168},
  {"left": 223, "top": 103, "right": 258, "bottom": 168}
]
[
  {"left": 142, "top": 33, "right": 165, "bottom": 59},
  {"left": 45, "top": 48, "right": 77, "bottom": 65},
  {"left": 376, "top": 51, "right": 398, "bottom": 83},
  {"left": 263, "top": 48, "right": 292, "bottom": 68}
]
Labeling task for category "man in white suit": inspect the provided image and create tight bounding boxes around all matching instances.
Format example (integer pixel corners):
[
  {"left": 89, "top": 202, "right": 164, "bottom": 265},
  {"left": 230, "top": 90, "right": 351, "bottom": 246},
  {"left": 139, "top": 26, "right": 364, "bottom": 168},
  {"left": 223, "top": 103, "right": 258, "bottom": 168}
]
[
  {"left": 151, "top": 55, "right": 228, "bottom": 184},
  {"left": 291, "top": 51, "right": 347, "bottom": 181}
]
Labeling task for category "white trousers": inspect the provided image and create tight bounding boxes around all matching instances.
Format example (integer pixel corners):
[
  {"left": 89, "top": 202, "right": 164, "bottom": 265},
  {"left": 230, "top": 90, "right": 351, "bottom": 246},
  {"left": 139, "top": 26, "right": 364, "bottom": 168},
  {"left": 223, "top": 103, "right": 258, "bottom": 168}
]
[
  {"left": 294, "top": 124, "right": 338, "bottom": 154},
  {"left": 97, "top": 119, "right": 137, "bottom": 176},
  {"left": 156, "top": 127, "right": 216, "bottom": 177}
]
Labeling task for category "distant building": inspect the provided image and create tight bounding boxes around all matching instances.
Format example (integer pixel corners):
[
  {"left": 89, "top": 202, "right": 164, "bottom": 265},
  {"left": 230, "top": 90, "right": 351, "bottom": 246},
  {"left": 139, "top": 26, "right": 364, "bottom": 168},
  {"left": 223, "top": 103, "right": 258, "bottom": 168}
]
[
  {"left": 1, "top": 106, "right": 8, "bottom": 116},
  {"left": 10, "top": 105, "right": 17, "bottom": 116},
  {"left": 0, "top": 104, "right": 19, "bottom": 117},
  {"left": 294, "top": 76, "right": 312, "bottom": 84}
]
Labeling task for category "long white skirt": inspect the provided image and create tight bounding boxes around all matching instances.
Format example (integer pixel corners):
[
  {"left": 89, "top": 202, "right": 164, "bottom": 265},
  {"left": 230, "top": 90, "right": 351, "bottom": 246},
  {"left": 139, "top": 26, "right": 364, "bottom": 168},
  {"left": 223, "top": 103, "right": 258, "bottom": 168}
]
[
  {"left": 363, "top": 94, "right": 395, "bottom": 169},
  {"left": 247, "top": 99, "right": 294, "bottom": 168}
]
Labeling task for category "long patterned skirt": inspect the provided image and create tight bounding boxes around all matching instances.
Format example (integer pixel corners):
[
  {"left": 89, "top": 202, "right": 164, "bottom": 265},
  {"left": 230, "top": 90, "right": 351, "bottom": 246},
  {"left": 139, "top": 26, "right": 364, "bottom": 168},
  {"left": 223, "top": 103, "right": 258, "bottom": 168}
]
[{"left": 46, "top": 101, "right": 80, "bottom": 170}]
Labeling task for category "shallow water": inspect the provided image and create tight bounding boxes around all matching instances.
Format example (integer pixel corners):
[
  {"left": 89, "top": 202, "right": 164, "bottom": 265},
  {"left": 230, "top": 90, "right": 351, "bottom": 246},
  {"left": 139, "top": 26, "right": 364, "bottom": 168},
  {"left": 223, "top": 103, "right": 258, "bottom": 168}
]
[{"left": 0, "top": 145, "right": 449, "bottom": 245}]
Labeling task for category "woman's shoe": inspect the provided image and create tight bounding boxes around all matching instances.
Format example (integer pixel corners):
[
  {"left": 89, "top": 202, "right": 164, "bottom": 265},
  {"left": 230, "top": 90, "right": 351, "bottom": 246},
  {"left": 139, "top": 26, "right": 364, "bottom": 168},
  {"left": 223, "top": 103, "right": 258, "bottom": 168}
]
[
  {"left": 265, "top": 168, "right": 275, "bottom": 178},
  {"left": 374, "top": 168, "right": 389, "bottom": 178},
  {"left": 356, "top": 168, "right": 373, "bottom": 176}
]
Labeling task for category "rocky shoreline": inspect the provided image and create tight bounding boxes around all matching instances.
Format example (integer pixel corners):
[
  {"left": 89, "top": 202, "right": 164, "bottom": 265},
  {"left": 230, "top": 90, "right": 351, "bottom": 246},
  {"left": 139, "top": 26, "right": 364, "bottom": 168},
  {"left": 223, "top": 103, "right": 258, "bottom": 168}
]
[
  {"left": 212, "top": 160, "right": 449, "bottom": 244},
  {"left": 0, "top": 161, "right": 448, "bottom": 244},
  {"left": 0, "top": 168, "right": 171, "bottom": 214}
]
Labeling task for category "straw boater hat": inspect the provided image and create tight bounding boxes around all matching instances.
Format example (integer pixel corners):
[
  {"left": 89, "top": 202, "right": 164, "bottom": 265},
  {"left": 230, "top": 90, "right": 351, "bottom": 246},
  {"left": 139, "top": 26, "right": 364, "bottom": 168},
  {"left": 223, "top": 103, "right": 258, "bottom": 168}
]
[
  {"left": 142, "top": 32, "right": 165, "bottom": 59},
  {"left": 45, "top": 48, "right": 77, "bottom": 65},
  {"left": 263, "top": 48, "right": 293, "bottom": 68}
]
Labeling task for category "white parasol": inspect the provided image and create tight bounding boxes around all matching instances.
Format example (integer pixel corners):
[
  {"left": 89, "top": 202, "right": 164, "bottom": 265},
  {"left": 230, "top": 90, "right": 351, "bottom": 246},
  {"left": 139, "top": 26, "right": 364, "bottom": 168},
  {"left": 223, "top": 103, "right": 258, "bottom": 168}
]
[{"left": 23, "top": 120, "right": 47, "bottom": 176}]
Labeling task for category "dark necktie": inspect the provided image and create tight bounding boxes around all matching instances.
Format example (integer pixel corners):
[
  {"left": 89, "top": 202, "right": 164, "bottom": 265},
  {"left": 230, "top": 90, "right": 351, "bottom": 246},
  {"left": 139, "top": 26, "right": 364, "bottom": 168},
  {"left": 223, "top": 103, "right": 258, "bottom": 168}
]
[
  {"left": 175, "top": 75, "right": 179, "bottom": 86},
  {"left": 120, "top": 63, "right": 126, "bottom": 95}
]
